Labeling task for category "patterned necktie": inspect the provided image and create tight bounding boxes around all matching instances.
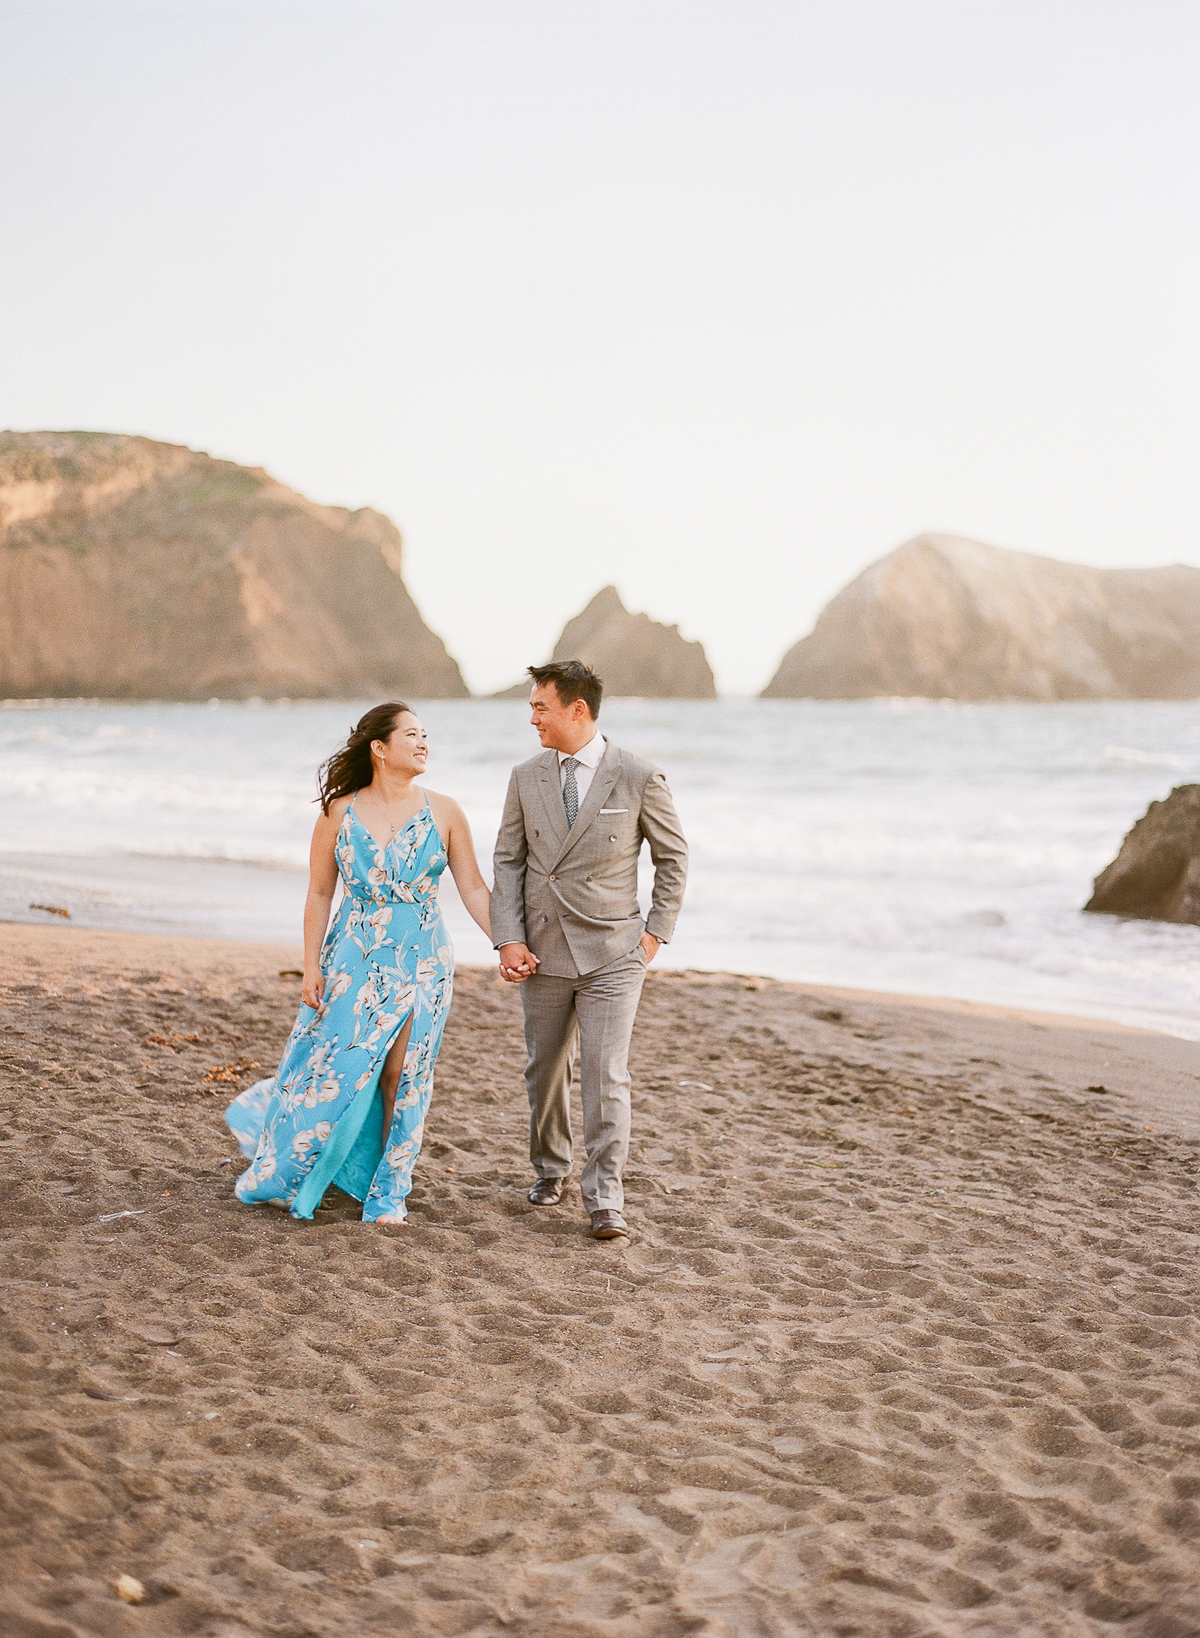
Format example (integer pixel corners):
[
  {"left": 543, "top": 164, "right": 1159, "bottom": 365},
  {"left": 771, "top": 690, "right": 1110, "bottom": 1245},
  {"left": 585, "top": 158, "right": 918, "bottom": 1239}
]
[{"left": 562, "top": 756, "right": 580, "bottom": 827}]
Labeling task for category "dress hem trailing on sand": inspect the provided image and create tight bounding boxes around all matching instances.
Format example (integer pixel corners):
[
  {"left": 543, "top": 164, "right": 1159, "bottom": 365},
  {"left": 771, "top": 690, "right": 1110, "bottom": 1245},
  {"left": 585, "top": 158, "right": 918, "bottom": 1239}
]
[{"left": 225, "top": 799, "right": 453, "bottom": 1222}]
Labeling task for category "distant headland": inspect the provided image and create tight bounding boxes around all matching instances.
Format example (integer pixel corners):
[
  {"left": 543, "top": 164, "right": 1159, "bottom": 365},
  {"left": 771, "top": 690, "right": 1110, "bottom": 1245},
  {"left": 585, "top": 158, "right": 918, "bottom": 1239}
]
[
  {"left": 0, "top": 431, "right": 467, "bottom": 700},
  {"left": 763, "top": 533, "right": 1200, "bottom": 701}
]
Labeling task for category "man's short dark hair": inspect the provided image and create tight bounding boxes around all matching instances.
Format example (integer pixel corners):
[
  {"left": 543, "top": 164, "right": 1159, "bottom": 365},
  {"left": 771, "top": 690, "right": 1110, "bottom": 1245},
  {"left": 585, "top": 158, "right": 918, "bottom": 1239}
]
[{"left": 528, "top": 659, "right": 604, "bottom": 719}]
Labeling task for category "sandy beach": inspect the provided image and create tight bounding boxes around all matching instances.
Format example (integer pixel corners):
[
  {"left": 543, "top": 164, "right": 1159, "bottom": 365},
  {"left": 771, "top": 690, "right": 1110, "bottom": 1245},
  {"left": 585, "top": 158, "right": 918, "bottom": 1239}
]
[{"left": 2, "top": 920, "right": 1198, "bottom": 1638}]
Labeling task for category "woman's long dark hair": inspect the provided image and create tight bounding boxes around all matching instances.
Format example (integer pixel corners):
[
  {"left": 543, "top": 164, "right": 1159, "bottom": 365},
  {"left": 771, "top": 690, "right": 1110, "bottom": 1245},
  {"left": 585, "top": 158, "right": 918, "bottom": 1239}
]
[{"left": 317, "top": 702, "right": 411, "bottom": 814}]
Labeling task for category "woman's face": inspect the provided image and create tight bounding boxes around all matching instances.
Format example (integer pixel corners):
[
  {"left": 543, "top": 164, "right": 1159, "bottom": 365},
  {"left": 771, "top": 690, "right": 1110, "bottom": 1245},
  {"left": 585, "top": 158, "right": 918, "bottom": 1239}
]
[{"left": 375, "top": 713, "right": 428, "bottom": 777}]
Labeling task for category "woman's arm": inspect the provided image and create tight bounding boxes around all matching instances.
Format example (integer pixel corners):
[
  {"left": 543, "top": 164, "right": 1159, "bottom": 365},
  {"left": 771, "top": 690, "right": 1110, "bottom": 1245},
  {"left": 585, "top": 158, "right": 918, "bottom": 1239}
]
[
  {"left": 302, "top": 802, "right": 346, "bottom": 1008},
  {"left": 435, "top": 795, "right": 492, "bottom": 939}
]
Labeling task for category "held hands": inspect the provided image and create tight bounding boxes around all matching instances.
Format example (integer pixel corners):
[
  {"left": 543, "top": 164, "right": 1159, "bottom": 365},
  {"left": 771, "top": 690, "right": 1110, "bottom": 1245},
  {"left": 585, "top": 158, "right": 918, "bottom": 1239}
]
[
  {"left": 499, "top": 936, "right": 658, "bottom": 982},
  {"left": 498, "top": 942, "right": 539, "bottom": 984},
  {"left": 301, "top": 969, "right": 325, "bottom": 1009}
]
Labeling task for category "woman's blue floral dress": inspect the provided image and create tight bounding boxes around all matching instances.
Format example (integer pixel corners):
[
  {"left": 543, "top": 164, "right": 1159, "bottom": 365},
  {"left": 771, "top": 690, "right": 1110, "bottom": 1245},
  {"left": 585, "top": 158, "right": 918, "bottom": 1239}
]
[{"left": 226, "top": 798, "right": 453, "bottom": 1222}]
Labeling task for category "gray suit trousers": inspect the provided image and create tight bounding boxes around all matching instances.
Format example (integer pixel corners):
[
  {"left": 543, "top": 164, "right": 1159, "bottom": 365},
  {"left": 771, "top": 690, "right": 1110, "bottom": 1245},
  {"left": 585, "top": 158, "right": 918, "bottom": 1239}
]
[{"left": 521, "top": 947, "right": 647, "bottom": 1213}]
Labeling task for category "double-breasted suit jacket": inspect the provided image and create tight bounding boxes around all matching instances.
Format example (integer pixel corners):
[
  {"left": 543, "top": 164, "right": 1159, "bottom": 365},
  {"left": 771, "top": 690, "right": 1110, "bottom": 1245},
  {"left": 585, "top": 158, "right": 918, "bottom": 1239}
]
[{"left": 491, "top": 740, "right": 688, "bottom": 978}]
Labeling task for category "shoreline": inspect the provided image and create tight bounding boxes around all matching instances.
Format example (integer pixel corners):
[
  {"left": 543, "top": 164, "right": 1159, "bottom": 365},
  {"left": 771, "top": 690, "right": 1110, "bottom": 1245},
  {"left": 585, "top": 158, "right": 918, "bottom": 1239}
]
[
  {"left": 0, "top": 910, "right": 1181, "bottom": 1033},
  {"left": 6, "top": 919, "right": 1198, "bottom": 1142}
]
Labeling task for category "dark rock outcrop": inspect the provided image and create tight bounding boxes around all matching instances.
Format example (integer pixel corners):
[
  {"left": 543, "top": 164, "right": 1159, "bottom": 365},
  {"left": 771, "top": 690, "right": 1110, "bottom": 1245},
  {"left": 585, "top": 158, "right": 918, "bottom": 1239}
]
[
  {"left": 498, "top": 586, "right": 716, "bottom": 699},
  {"left": 1085, "top": 786, "right": 1200, "bottom": 924},
  {"left": 762, "top": 534, "right": 1200, "bottom": 701},
  {"left": 0, "top": 430, "right": 467, "bottom": 699}
]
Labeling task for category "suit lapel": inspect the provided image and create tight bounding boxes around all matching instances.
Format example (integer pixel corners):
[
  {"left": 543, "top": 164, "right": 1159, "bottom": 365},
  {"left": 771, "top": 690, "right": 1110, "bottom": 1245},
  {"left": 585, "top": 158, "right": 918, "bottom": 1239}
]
[
  {"left": 535, "top": 751, "right": 569, "bottom": 849},
  {"left": 552, "top": 742, "right": 620, "bottom": 867}
]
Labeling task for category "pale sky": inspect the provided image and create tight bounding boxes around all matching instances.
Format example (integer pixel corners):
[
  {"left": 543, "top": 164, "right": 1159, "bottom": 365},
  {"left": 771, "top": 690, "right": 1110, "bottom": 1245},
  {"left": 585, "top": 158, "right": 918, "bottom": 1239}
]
[{"left": 3, "top": 0, "right": 1198, "bottom": 693}]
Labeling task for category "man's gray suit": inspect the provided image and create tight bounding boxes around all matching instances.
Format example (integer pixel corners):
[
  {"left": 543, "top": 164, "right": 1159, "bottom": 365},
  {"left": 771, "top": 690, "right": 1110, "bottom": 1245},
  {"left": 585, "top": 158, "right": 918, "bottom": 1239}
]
[{"left": 491, "top": 740, "right": 687, "bottom": 1212}]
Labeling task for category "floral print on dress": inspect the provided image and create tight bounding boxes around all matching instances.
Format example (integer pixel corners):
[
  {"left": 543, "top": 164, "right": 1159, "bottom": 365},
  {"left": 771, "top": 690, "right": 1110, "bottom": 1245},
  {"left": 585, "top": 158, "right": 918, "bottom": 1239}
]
[{"left": 226, "top": 800, "right": 453, "bottom": 1222}]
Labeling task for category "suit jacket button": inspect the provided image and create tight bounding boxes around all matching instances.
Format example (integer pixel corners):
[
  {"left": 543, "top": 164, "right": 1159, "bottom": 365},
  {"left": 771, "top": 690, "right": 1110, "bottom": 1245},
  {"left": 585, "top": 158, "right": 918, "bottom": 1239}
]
[{"left": 550, "top": 874, "right": 557, "bottom": 881}]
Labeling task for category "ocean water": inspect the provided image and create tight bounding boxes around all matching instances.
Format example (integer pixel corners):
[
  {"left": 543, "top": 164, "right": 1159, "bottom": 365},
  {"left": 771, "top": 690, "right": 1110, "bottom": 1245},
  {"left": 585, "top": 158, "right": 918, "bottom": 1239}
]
[{"left": 2, "top": 697, "right": 1199, "bottom": 1038}]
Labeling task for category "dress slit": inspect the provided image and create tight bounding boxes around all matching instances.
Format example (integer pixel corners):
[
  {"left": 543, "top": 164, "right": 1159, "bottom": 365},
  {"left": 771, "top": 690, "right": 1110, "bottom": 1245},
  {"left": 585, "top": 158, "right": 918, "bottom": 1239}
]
[{"left": 289, "top": 1004, "right": 414, "bottom": 1220}]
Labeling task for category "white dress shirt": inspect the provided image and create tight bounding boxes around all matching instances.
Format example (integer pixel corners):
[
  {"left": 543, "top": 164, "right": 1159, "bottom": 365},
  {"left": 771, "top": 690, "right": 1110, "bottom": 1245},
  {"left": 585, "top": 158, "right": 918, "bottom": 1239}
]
[{"left": 558, "top": 732, "right": 606, "bottom": 806}]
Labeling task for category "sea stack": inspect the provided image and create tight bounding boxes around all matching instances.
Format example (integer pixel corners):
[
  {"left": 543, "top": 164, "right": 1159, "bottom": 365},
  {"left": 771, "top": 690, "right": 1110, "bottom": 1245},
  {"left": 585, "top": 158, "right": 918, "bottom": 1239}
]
[
  {"left": 0, "top": 430, "right": 468, "bottom": 699},
  {"left": 504, "top": 586, "right": 716, "bottom": 699},
  {"left": 1085, "top": 786, "right": 1200, "bottom": 925},
  {"left": 762, "top": 534, "right": 1200, "bottom": 701}
]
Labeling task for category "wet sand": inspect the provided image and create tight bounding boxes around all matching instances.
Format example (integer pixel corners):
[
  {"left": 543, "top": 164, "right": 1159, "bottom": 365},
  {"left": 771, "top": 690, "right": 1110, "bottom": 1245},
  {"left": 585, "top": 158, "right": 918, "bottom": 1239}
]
[{"left": 2, "top": 922, "right": 1198, "bottom": 1637}]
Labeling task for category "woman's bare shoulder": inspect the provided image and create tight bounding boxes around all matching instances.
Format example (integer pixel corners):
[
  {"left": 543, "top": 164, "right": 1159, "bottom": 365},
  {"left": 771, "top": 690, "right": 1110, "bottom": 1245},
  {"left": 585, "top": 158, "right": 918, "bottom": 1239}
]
[
  {"left": 423, "top": 788, "right": 466, "bottom": 824},
  {"left": 319, "top": 793, "right": 355, "bottom": 828}
]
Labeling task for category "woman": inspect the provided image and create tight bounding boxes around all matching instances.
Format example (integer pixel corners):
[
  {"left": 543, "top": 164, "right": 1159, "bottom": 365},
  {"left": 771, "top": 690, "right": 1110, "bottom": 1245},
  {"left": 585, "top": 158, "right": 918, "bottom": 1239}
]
[{"left": 226, "top": 702, "right": 491, "bottom": 1223}]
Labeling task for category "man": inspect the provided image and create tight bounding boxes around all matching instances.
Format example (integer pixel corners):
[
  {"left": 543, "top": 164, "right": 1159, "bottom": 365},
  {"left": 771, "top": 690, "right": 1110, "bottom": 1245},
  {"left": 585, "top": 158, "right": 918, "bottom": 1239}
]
[{"left": 491, "top": 660, "right": 688, "bottom": 1240}]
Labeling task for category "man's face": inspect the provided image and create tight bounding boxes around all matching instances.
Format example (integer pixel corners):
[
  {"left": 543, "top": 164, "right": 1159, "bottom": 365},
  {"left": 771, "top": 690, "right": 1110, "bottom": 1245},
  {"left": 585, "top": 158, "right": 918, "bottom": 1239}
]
[{"left": 529, "top": 682, "right": 591, "bottom": 752}]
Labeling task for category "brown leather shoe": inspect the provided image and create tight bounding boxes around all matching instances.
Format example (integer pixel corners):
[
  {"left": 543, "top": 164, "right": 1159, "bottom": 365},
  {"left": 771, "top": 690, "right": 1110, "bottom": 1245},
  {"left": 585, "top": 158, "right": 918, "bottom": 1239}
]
[
  {"left": 589, "top": 1208, "right": 629, "bottom": 1240},
  {"left": 528, "top": 1176, "right": 565, "bottom": 1206}
]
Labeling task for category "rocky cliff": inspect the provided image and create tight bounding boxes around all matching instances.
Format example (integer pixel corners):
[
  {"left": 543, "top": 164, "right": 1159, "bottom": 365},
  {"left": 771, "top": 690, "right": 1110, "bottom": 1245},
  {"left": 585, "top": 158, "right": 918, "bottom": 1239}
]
[
  {"left": 495, "top": 586, "right": 716, "bottom": 700},
  {"left": 545, "top": 586, "right": 716, "bottom": 698},
  {"left": 0, "top": 431, "right": 467, "bottom": 699},
  {"left": 1085, "top": 786, "right": 1200, "bottom": 925},
  {"left": 762, "top": 534, "right": 1200, "bottom": 701}
]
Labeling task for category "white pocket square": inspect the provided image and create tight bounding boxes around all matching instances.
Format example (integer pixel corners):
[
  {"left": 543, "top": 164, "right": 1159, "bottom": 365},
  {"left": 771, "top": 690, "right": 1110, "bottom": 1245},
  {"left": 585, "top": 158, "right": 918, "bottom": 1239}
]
[{"left": 599, "top": 808, "right": 628, "bottom": 813}]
